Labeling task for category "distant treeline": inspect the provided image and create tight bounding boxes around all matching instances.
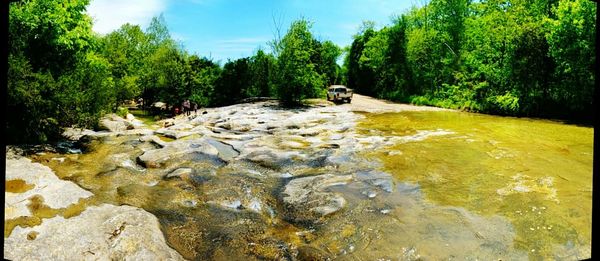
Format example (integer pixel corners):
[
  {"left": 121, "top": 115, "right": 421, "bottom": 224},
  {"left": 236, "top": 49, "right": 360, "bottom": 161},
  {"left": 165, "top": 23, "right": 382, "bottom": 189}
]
[
  {"left": 344, "top": 0, "right": 595, "bottom": 119},
  {"left": 7, "top": 0, "right": 595, "bottom": 144},
  {"left": 7, "top": 0, "right": 341, "bottom": 143}
]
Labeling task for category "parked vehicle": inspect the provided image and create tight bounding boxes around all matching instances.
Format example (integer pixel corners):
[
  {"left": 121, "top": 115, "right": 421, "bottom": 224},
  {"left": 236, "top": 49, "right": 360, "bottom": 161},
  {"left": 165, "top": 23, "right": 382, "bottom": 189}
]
[{"left": 327, "top": 85, "right": 353, "bottom": 103}]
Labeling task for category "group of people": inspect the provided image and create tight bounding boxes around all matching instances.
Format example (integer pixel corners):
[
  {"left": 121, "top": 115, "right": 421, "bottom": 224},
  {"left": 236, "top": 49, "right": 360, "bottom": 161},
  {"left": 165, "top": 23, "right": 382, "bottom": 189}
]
[{"left": 179, "top": 99, "right": 198, "bottom": 116}]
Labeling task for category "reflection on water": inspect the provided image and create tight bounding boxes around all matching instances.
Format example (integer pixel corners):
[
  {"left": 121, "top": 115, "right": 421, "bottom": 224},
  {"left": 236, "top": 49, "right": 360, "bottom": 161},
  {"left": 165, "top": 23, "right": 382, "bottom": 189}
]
[{"left": 10, "top": 109, "right": 592, "bottom": 260}]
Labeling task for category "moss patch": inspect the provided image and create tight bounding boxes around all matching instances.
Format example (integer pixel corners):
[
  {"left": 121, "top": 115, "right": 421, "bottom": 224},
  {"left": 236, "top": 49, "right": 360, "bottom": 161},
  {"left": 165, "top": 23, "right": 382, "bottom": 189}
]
[{"left": 6, "top": 179, "right": 35, "bottom": 193}]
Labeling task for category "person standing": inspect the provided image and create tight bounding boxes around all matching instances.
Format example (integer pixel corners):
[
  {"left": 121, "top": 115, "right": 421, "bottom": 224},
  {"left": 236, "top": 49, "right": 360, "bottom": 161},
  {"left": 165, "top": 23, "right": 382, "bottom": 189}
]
[{"left": 183, "top": 99, "right": 191, "bottom": 116}]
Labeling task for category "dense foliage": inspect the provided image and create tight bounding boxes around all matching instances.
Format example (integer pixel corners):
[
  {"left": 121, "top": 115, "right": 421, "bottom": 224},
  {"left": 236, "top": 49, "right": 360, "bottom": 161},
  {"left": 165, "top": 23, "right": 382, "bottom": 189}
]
[
  {"left": 275, "top": 20, "right": 326, "bottom": 106},
  {"left": 345, "top": 0, "right": 595, "bottom": 119},
  {"left": 8, "top": 0, "right": 113, "bottom": 143},
  {"left": 8, "top": 1, "right": 342, "bottom": 143},
  {"left": 8, "top": 0, "right": 594, "bottom": 143}
]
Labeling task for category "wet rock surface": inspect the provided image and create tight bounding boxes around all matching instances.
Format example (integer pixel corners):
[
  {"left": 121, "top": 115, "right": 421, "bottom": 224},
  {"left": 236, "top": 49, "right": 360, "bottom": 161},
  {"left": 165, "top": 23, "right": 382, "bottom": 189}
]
[
  {"left": 137, "top": 138, "right": 220, "bottom": 168},
  {"left": 7, "top": 98, "right": 585, "bottom": 260},
  {"left": 281, "top": 174, "right": 353, "bottom": 223},
  {"left": 5, "top": 204, "right": 183, "bottom": 260},
  {"left": 5, "top": 158, "right": 93, "bottom": 220},
  {"left": 98, "top": 113, "right": 146, "bottom": 132},
  {"left": 4, "top": 155, "right": 183, "bottom": 260}
]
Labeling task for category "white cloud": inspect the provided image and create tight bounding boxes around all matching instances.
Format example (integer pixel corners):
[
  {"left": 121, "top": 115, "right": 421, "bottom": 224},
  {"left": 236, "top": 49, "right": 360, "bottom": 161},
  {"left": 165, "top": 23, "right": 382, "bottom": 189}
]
[{"left": 87, "top": 0, "right": 167, "bottom": 34}]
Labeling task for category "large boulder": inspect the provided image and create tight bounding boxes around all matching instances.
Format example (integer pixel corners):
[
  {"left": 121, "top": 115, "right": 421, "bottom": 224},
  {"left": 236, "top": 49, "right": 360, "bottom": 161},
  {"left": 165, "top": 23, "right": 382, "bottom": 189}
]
[
  {"left": 61, "top": 128, "right": 97, "bottom": 141},
  {"left": 137, "top": 139, "right": 220, "bottom": 168},
  {"left": 4, "top": 204, "right": 184, "bottom": 260},
  {"left": 98, "top": 113, "right": 150, "bottom": 133},
  {"left": 5, "top": 158, "right": 93, "bottom": 220},
  {"left": 99, "top": 114, "right": 133, "bottom": 132},
  {"left": 4, "top": 155, "right": 183, "bottom": 260},
  {"left": 281, "top": 174, "right": 353, "bottom": 224}
]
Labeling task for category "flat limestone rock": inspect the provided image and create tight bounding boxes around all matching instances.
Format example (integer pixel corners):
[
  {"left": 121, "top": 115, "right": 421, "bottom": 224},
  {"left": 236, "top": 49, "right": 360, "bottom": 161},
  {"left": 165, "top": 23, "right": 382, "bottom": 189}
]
[
  {"left": 4, "top": 204, "right": 184, "bottom": 261},
  {"left": 139, "top": 135, "right": 166, "bottom": 148},
  {"left": 99, "top": 114, "right": 133, "bottom": 132},
  {"left": 5, "top": 156, "right": 182, "bottom": 260},
  {"left": 137, "top": 139, "right": 220, "bottom": 168},
  {"left": 5, "top": 158, "right": 94, "bottom": 220},
  {"left": 61, "top": 128, "right": 97, "bottom": 141}
]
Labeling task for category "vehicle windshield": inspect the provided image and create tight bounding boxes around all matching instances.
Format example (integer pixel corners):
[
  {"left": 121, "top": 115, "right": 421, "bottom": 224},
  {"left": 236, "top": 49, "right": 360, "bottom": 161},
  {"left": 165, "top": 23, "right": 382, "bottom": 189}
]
[{"left": 334, "top": 88, "right": 346, "bottom": 93}]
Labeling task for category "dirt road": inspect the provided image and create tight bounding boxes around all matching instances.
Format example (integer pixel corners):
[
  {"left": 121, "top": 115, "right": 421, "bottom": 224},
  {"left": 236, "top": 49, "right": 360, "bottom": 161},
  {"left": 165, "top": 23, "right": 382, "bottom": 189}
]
[{"left": 336, "top": 94, "right": 452, "bottom": 113}]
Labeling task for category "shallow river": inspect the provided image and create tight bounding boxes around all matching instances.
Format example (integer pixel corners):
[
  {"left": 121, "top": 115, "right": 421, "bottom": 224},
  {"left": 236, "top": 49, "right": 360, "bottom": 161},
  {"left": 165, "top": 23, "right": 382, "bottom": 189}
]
[
  {"left": 358, "top": 111, "right": 592, "bottom": 260},
  {"left": 13, "top": 105, "right": 592, "bottom": 260}
]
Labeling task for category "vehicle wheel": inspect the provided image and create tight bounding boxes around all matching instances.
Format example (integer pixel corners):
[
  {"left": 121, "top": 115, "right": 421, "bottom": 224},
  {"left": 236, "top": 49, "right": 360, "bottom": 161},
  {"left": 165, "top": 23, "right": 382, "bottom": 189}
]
[{"left": 347, "top": 98, "right": 352, "bottom": 103}]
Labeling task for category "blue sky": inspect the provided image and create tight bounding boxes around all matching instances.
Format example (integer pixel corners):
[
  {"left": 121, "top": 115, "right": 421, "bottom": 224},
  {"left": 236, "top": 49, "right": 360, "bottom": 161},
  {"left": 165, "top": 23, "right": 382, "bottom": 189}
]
[{"left": 87, "top": 0, "right": 420, "bottom": 63}]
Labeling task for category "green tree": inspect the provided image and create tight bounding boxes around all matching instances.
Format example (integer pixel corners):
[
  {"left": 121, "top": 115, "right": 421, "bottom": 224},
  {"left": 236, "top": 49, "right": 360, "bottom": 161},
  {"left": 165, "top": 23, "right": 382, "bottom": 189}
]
[
  {"left": 317, "top": 40, "right": 342, "bottom": 86},
  {"left": 384, "top": 16, "right": 413, "bottom": 100},
  {"left": 345, "top": 21, "right": 378, "bottom": 95},
  {"left": 359, "top": 26, "right": 389, "bottom": 95},
  {"left": 274, "top": 19, "right": 325, "bottom": 106},
  {"left": 8, "top": 0, "right": 95, "bottom": 76},
  {"left": 214, "top": 58, "right": 251, "bottom": 105},
  {"left": 8, "top": 0, "right": 114, "bottom": 143},
  {"left": 187, "top": 55, "right": 221, "bottom": 107},
  {"left": 545, "top": 0, "right": 595, "bottom": 115},
  {"left": 137, "top": 15, "right": 187, "bottom": 110},
  {"left": 101, "top": 23, "right": 148, "bottom": 109},
  {"left": 249, "top": 49, "right": 276, "bottom": 97},
  {"left": 510, "top": 22, "right": 554, "bottom": 116}
]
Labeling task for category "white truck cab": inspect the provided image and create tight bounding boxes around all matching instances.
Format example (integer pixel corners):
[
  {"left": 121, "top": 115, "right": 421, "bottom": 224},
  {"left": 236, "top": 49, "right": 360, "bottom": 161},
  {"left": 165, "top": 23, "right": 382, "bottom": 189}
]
[{"left": 327, "top": 85, "right": 353, "bottom": 103}]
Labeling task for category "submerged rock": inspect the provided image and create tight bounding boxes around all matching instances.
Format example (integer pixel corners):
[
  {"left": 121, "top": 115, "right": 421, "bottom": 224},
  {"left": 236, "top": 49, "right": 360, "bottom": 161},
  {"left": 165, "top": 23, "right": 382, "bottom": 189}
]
[
  {"left": 204, "top": 138, "right": 240, "bottom": 161},
  {"left": 243, "top": 149, "right": 296, "bottom": 170},
  {"left": 296, "top": 245, "right": 332, "bottom": 260},
  {"left": 165, "top": 168, "right": 194, "bottom": 180},
  {"left": 355, "top": 170, "right": 395, "bottom": 193},
  {"left": 111, "top": 153, "right": 145, "bottom": 172},
  {"left": 281, "top": 174, "right": 353, "bottom": 223},
  {"left": 56, "top": 141, "right": 83, "bottom": 154}
]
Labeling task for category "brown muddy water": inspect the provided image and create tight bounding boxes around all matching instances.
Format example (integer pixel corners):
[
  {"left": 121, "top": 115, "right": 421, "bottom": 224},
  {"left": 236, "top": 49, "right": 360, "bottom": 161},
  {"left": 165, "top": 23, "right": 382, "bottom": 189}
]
[{"left": 8, "top": 107, "right": 592, "bottom": 260}]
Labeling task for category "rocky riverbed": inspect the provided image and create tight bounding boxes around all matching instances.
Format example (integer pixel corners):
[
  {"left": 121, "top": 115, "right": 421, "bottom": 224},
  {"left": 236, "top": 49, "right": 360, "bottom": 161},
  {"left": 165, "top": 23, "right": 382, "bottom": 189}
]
[{"left": 5, "top": 97, "right": 591, "bottom": 260}]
